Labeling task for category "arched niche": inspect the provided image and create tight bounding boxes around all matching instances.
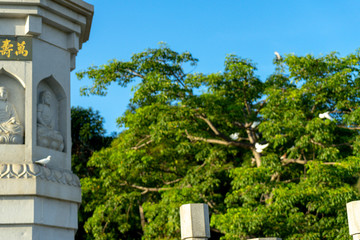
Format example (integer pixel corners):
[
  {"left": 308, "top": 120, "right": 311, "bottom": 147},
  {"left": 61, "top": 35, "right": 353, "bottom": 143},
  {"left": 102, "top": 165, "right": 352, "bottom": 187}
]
[
  {"left": 37, "top": 76, "right": 67, "bottom": 152},
  {"left": 0, "top": 68, "right": 25, "bottom": 144}
]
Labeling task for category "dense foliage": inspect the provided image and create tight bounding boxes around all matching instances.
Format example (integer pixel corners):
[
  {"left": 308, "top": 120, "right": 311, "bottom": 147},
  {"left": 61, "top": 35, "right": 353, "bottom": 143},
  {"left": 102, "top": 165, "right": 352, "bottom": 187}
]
[
  {"left": 71, "top": 106, "right": 114, "bottom": 240},
  {"left": 77, "top": 45, "right": 360, "bottom": 239}
]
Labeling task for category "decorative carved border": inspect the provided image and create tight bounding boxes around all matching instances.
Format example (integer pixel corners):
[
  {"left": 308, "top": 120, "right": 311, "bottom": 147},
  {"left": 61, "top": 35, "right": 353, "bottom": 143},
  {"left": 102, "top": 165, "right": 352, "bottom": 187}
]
[{"left": 0, "top": 163, "right": 80, "bottom": 187}]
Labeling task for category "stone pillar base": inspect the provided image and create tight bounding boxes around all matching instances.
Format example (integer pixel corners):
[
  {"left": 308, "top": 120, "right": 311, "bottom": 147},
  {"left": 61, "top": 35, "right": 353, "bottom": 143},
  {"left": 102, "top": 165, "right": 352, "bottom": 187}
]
[{"left": 0, "top": 163, "right": 81, "bottom": 240}]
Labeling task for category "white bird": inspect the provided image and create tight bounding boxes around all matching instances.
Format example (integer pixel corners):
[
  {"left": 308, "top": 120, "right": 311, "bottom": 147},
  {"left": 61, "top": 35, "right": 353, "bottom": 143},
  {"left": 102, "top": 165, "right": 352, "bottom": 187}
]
[
  {"left": 230, "top": 132, "right": 239, "bottom": 140},
  {"left": 35, "top": 155, "right": 51, "bottom": 166},
  {"left": 274, "top": 51, "right": 281, "bottom": 61},
  {"left": 251, "top": 121, "right": 260, "bottom": 129},
  {"left": 255, "top": 142, "right": 269, "bottom": 153},
  {"left": 319, "top": 111, "right": 334, "bottom": 121}
]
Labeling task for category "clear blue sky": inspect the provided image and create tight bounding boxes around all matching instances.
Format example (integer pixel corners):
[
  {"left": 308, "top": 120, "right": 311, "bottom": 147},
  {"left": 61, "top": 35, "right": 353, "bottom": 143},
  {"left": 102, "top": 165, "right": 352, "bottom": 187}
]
[{"left": 71, "top": 0, "right": 360, "bottom": 134}]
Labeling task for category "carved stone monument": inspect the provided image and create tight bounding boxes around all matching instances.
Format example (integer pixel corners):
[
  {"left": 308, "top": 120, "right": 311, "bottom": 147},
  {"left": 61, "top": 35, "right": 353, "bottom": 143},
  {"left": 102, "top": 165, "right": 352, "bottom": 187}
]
[
  {"left": 0, "top": 1, "right": 93, "bottom": 239},
  {"left": 180, "top": 203, "right": 211, "bottom": 240},
  {"left": 347, "top": 200, "right": 360, "bottom": 240}
]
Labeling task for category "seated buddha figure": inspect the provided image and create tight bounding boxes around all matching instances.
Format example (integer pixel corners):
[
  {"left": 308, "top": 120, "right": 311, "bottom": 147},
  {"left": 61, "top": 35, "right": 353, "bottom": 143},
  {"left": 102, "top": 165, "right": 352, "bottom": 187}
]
[
  {"left": 37, "top": 90, "right": 64, "bottom": 151},
  {"left": 0, "top": 86, "right": 23, "bottom": 144}
]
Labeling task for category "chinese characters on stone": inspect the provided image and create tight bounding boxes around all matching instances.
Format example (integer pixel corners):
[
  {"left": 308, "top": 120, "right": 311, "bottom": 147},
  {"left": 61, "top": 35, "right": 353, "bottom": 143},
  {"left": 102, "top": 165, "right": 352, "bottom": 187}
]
[{"left": 0, "top": 39, "right": 28, "bottom": 58}]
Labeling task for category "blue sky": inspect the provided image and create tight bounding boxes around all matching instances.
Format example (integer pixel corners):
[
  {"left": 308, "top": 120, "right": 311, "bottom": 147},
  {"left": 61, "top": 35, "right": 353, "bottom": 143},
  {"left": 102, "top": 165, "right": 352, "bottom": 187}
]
[{"left": 72, "top": 0, "right": 360, "bottom": 134}]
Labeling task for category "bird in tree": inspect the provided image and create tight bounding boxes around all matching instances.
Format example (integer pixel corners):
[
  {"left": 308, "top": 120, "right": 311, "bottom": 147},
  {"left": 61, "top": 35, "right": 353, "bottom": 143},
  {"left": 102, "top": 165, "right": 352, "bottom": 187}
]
[
  {"left": 274, "top": 51, "right": 281, "bottom": 61},
  {"left": 76, "top": 45, "right": 360, "bottom": 240},
  {"left": 255, "top": 142, "right": 269, "bottom": 153},
  {"left": 319, "top": 111, "right": 334, "bottom": 121}
]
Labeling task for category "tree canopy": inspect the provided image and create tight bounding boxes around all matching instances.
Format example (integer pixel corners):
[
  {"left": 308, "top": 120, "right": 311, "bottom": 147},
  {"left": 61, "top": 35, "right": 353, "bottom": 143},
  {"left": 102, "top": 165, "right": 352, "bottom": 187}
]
[
  {"left": 71, "top": 106, "right": 114, "bottom": 240},
  {"left": 77, "top": 45, "right": 360, "bottom": 240}
]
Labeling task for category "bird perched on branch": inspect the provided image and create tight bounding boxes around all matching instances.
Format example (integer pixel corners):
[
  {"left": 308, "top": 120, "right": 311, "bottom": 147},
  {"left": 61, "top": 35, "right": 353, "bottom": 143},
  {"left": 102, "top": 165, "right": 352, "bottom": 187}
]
[
  {"left": 230, "top": 132, "right": 239, "bottom": 140},
  {"left": 274, "top": 51, "right": 281, "bottom": 61},
  {"left": 255, "top": 142, "right": 269, "bottom": 153},
  {"left": 35, "top": 155, "right": 51, "bottom": 167},
  {"left": 319, "top": 111, "right": 334, "bottom": 121},
  {"left": 251, "top": 121, "right": 260, "bottom": 129}
]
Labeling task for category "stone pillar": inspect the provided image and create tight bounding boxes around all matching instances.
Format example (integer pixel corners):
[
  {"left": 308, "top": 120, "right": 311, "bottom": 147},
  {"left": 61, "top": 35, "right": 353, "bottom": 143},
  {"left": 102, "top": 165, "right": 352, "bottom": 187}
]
[
  {"left": 0, "top": 1, "right": 93, "bottom": 239},
  {"left": 180, "top": 203, "right": 210, "bottom": 240},
  {"left": 347, "top": 201, "right": 360, "bottom": 240}
]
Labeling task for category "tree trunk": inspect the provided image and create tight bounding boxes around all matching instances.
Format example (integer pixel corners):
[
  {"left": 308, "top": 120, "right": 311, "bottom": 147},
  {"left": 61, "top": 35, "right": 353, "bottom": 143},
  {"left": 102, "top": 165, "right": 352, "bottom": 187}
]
[{"left": 139, "top": 205, "right": 146, "bottom": 231}]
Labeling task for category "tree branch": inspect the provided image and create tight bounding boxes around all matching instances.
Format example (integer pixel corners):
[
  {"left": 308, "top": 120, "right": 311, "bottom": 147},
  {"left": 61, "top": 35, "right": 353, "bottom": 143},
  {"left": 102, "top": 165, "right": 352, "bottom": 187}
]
[
  {"left": 129, "top": 184, "right": 172, "bottom": 195},
  {"left": 139, "top": 205, "right": 146, "bottom": 231},
  {"left": 131, "top": 135, "right": 153, "bottom": 150},
  {"left": 185, "top": 130, "right": 251, "bottom": 149},
  {"left": 196, "top": 114, "right": 221, "bottom": 136},
  {"left": 282, "top": 156, "right": 306, "bottom": 166},
  {"left": 337, "top": 125, "right": 360, "bottom": 130},
  {"left": 163, "top": 178, "right": 182, "bottom": 185},
  {"left": 310, "top": 139, "right": 353, "bottom": 148},
  {"left": 123, "top": 179, "right": 185, "bottom": 195},
  {"left": 125, "top": 69, "right": 145, "bottom": 79},
  {"left": 282, "top": 157, "right": 339, "bottom": 166}
]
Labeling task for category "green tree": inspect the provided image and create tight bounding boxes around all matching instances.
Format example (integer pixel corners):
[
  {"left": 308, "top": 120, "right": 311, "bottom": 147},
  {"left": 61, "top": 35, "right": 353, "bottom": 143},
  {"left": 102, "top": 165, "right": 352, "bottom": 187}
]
[
  {"left": 71, "top": 106, "right": 114, "bottom": 240},
  {"left": 77, "top": 45, "right": 360, "bottom": 240}
]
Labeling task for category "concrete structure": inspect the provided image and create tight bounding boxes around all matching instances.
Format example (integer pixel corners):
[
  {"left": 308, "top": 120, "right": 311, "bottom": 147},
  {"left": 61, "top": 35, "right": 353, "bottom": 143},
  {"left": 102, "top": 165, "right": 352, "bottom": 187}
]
[
  {"left": 180, "top": 203, "right": 210, "bottom": 240},
  {"left": 0, "top": 0, "right": 93, "bottom": 239},
  {"left": 347, "top": 200, "right": 360, "bottom": 240}
]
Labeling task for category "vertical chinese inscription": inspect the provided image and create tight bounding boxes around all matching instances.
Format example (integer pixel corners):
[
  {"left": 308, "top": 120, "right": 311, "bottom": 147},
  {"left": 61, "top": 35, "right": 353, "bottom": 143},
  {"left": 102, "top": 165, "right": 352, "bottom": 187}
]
[{"left": 0, "top": 37, "right": 32, "bottom": 60}]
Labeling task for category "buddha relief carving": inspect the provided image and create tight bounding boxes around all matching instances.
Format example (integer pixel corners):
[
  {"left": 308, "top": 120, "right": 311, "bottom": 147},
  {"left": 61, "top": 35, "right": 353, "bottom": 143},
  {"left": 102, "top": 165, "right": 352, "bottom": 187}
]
[
  {"left": 0, "top": 86, "right": 23, "bottom": 144},
  {"left": 37, "top": 90, "right": 64, "bottom": 151}
]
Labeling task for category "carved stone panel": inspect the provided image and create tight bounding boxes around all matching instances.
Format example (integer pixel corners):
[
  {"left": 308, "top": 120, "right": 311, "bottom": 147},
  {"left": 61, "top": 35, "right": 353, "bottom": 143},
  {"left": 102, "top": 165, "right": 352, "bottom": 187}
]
[
  {"left": 37, "top": 79, "right": 65, "bottom": 152},
  {"left": 0, "top": 71, "right": 24, "bottom": 144}
]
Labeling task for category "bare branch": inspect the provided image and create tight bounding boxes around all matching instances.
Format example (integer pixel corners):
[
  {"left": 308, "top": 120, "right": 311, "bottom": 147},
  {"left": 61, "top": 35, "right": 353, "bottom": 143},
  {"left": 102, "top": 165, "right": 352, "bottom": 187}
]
[
  {"left": 125, "top": 69, "right": 145, "bottom": 79},
  {"left": 131, "top": 135, "right": 153, "bottom": 150},
  {"left": 270, "top": 172, "right": 280, "bottom": 182},
  {"left": 233, "top": 121, "right": 245, "bottom": 128},
  {"left": 310, "top": 104, "right": 317, "bottom": 114},
  {"left": 129, "top": 184, "right": 172, "bottom": 195},
  {"left": 282, "top": 178, "right": 301, "bottom": 183},
  {"left": 310, "top": 139, "right": 353, "bottom": 148},
  {"left": 185, "top": 130, "right": 251, "bottom": 149},
  {"left": 310, "top": 139, "right": 325, "bottom": 147},
  {"left": 163, "top": 178, "right": 182, "bottom": 185},
  {"left": 337, "top": 125, "right": 360, "bottom": 130},
  {"left": 139, "top": 205, "right": 146, "bottom": 231},
  {"left": 282, "top": 156, "right": 306, "bottom": 166},
  {"left": 196, "top": 114, "right": 221, "bottom": 136},
  {"left": 122, "top": 178, "right": 187, "bottom": 195},
  {"left": 282, "top": 157, "right": 339, "bottom": 166}
]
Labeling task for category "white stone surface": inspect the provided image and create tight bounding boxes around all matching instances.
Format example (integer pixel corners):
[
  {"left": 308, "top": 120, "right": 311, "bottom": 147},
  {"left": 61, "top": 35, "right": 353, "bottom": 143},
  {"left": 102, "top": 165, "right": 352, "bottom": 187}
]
[
  {"left": 25, "top": 15, "right": 42, "bottom": 36},
  {"left": 347, "top": 201, "right": 360, "bottom": 236},
  {"left": 353, "top": 234, "right": 360, "bottom": 240},
  {"left": 180, "top": 203, "right": 210, "bottom": 240},
  {"left": 0, "top": 225, "right": 75, "bottom": 240},
  {"left": 0, "top": 0, "right": 93, "bottom": 239},
  {"left": 0, "top": 163, "right": 81, "bottom": 201},
  {"left": 0, "top": 0, "right": 93, "bottom": 169}
]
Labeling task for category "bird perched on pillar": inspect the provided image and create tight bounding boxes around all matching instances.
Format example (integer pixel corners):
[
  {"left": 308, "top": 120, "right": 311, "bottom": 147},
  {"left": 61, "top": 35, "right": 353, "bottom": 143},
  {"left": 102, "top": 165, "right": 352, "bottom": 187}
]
[{"left": 35, "top": 155, "right": 51, "bottom": 167}]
